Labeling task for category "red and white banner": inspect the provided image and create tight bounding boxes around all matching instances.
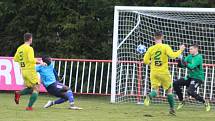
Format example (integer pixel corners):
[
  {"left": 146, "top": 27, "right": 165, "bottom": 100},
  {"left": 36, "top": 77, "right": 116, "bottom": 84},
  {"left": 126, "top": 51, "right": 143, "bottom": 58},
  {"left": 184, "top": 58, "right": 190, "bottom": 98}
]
[{"left": 0, "top": 57, "right": 46, "bottom": 92}]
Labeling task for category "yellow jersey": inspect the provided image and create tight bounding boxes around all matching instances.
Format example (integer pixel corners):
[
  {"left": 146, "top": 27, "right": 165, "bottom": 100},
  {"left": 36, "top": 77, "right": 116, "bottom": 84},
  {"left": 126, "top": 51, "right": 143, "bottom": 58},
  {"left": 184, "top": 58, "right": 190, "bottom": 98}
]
[
  {"left": 143, "top": 43, "right": 182, "bottom": 73},
  {"left": 14, "top": 44, "right": 36, "bottom": 70}
]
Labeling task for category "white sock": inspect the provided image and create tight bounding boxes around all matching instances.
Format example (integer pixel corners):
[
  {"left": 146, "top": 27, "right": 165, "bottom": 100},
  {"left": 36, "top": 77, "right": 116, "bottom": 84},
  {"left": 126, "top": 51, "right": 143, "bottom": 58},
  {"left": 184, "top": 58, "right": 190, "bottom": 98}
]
[{"left": 70, "top": 102, "right": 74, "bottom": 107}]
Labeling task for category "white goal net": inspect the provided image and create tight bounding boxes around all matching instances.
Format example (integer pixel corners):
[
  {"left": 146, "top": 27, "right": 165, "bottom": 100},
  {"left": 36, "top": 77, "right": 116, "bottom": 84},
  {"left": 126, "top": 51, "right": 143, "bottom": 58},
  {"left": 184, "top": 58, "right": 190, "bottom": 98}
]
[{"left": 111, "top": 6, "right": 215, "bottom": 106}]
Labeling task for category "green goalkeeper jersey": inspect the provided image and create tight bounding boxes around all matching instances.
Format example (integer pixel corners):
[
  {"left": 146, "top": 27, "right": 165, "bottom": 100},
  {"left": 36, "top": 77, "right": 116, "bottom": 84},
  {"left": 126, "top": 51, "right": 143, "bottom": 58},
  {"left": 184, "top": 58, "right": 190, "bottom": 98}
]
[{"left": 183, "top": 54, "right": 205, "bottom": 81}]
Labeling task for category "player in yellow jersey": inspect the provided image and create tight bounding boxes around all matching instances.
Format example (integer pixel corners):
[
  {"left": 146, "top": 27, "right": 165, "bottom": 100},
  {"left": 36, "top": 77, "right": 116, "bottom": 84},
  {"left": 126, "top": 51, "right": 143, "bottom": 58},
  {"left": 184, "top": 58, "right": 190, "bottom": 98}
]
[
  {"left": 14, "top": 33, "right": 46, "bottom": 111},
  {"left": 143, "top": 32, "right": 185, "bottom": 115}
]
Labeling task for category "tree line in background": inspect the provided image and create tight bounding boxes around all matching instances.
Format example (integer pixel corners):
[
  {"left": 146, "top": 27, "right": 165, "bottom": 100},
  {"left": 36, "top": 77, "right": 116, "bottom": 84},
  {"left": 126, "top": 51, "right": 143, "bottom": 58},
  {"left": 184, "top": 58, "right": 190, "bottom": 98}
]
[{"left": 0, "top": 0, "right": 214, "bottom": 59}]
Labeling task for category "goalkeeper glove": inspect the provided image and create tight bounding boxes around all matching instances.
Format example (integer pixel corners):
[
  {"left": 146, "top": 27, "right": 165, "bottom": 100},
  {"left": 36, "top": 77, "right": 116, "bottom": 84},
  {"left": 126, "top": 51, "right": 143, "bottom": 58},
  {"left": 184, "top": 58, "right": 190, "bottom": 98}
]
[
  {"left": 177, "top": 58, "right": 188, "bottom": 68},
  {"left": 177, "top": 59, "right": 183, "bottom": 68},
  {"left": 182, "top": 61, "right": 188, "bottom": 67}
]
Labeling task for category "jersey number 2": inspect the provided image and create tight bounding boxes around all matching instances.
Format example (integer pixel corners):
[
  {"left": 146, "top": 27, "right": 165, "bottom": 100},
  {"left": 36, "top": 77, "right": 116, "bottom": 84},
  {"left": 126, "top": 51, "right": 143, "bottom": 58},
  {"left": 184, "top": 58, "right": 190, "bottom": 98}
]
[{"left": 154, "top": 51, "right": 162, "bottom": 66}]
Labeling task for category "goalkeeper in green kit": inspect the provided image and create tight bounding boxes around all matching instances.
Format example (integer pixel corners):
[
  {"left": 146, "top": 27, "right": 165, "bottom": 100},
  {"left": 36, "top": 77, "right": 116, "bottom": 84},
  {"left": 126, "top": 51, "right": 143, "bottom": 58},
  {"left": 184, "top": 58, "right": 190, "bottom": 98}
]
[{"left": 173, "top": 44, "right": 210, "bottom": 111}]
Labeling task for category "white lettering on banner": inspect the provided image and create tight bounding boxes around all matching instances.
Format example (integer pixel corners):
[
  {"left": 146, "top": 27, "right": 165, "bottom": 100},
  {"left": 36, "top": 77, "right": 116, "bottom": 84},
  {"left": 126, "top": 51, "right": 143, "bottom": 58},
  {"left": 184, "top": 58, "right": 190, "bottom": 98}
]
[
  {"left": 0, "top": 57, "right": 49, "bottom": 92},
  {"left": 13, "top": 60, "right": 24, "bottom": 85},
  {"left": 0, "top": 59, "right": 12, "bottom": 84}
]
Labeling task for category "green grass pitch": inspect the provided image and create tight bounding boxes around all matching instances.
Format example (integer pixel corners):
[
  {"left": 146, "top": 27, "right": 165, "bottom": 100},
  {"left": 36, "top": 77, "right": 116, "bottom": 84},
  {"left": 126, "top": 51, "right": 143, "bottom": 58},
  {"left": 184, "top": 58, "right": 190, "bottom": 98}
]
[{"left": 0, "top": 93, "right": 214, "bottom": 121}]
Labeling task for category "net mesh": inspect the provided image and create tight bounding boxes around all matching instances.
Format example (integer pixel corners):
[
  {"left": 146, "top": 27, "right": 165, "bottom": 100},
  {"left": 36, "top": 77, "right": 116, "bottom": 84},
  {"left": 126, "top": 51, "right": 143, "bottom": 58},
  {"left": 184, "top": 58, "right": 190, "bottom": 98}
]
[{"left": 113, "top": 9, "right": 215, "bottom": 106}]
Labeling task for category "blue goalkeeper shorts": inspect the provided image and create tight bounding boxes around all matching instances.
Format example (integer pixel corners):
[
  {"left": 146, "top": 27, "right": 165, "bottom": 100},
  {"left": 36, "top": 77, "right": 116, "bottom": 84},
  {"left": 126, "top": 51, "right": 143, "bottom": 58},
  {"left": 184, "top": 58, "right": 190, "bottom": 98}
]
[{"left": 46, "top": 82, "right": 68, "bottom": 98}]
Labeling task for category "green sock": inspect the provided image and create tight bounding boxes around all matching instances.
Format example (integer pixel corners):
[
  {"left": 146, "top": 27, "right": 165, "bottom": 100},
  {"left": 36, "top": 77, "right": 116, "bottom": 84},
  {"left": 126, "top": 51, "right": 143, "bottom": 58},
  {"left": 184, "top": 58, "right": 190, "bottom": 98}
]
[
  {"left": 28, "top": 92, "right": 38, "bottom": 107},
  {"left": 149, "top": 90, "right": 157, "bottom": 98},
  {"left": 167, "top": 94, "right": 175, "bottom": 109},
  {"left": 20, "top": 88, "right": 33, "bottom": 95}
]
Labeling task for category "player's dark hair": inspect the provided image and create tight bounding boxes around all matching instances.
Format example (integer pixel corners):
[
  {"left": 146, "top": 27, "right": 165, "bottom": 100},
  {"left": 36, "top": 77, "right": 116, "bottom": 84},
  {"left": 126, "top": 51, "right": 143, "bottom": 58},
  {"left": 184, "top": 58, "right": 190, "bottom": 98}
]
[
  {"left": 24, "top": 33, "right": 32, "bottom": 42},
  {"left": 154, "top": 31, "right": 163, "bottom": 40},
  {"left": 42, "top": 55, "right": 51, "bottom": 66},
  {"left": 191, "top": 44, "right": 199, "bottom": 49},
  {"left": 154, "top": 31, "right": 163, "bottom": 37}
]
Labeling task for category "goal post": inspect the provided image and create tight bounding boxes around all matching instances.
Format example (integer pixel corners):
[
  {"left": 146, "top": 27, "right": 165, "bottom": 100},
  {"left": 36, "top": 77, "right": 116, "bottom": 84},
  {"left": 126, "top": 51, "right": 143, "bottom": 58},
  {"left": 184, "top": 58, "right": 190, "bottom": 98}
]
[
  {"left": 111, "top": 6, "right": 215, "bottom": 104},
  {"left": 111, "top": 6, "right": 119, "bottom": 103}
]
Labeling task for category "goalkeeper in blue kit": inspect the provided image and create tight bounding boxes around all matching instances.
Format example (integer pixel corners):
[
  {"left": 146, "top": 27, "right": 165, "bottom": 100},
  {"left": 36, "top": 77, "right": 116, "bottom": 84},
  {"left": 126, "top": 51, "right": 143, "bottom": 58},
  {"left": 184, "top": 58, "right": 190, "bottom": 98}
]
[
  {"left": 36, "top": 56, "right": 82, "bottom": 110},
  {"left": 173, "top": 44, "right": 210, "bottom": 111}
]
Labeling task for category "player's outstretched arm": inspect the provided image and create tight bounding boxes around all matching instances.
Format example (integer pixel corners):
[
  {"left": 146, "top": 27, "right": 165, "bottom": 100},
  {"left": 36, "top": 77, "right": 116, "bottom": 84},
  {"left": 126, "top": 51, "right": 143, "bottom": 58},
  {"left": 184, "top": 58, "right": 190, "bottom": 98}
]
[{"left": 166, "top": 44, "right": 185, "bottom": 59}]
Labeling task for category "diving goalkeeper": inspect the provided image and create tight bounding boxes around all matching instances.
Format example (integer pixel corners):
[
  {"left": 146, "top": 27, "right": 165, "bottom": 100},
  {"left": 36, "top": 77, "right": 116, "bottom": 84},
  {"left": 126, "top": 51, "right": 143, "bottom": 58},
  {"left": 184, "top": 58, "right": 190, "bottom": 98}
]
[
  {"left": 36, "top": 56, "right": 82, "bottom": 110},
  {"left": 173, "top": 44, "right": 210, "bottom": 111}
]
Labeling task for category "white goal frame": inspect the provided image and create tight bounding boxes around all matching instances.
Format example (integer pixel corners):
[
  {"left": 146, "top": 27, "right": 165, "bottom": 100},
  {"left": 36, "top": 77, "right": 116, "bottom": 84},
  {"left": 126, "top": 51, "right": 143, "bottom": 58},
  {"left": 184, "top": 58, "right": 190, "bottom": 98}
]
[{"left": 111, "top": 6, "right": 215, "bottom": 103}]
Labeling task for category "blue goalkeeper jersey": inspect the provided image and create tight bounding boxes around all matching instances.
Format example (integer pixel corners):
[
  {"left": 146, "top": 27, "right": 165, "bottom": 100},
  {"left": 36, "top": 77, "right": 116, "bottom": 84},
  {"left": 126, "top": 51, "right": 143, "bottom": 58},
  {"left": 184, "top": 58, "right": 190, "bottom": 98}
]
[{"left": 36, "top": 63, "right": 58, "bottom": 87}]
